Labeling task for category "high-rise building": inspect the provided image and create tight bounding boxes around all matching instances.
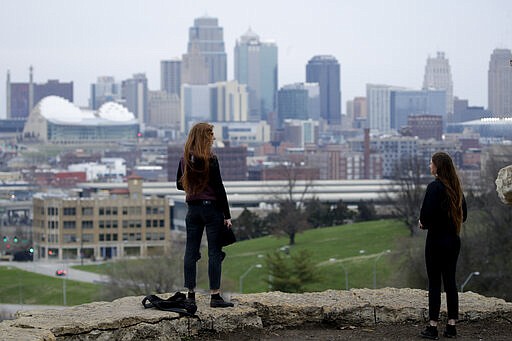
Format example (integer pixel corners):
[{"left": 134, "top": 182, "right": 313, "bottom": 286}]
[
  {"left": 181, "top": 16, "right": 227, "bottom": 85},
  {"left": 6, "top": 66, "right": 73, "bottom": 119},
  {"left": 209, "top": 81, "right": 248, "bottom": 122},
  {"left": 90, "top": 76, "right": 122, "bottom": 110},
  {"left": 147, "top": 90, "right": 180, "bottom": 128},
  {"left": 422, "top": 52, "right": 454, "bottom": 115},
  {"left": 234, "top": 28, "right": 278, "bottom": 121},
  {"left": 277, "top": 83, "right": 309, "bottom": 123},
  {"left": 488, "top": 48, "right": 512, "bottom": 116},
  {"left": 122, "top": 73, "right": 148, "bottom": 128},
  {"left": 305, "top": 55, "right": 341, "bottom": 125},
  {"left": 366, "top": 84, "right": 405, "bottom": 133},
  {"left": 160, "top": 59, "right": 181, "bottom": 96}
]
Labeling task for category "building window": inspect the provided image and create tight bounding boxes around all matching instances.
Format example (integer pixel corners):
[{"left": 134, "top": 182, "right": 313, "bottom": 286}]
[
  {"left": 82, "top": 221, "right": 93, "bottom": 229},
  {"left": 82, "top": 207, "right": 93, "bottom": 216},
  {"left": 63, "top": 207, "right": 76, "bottom": 216},
  {"left": 63, "top": 221, "right": 76, "bottom": 229}
]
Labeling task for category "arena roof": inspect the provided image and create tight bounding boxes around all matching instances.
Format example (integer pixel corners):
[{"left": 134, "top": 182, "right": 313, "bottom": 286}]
[{"left": 36, "top": 96, "right": 137, "bottom": 126}]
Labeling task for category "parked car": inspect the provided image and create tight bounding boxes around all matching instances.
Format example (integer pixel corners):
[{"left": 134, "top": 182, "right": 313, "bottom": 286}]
[{"left": 55, "top": 269, "right": 67, "bottom": 276}]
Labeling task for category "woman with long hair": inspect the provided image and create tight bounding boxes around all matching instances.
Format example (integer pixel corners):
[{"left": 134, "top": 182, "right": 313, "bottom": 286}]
[
  {"left": 176, "top": 122, "right": 234, "bottom": 308},
  {"left": 419, "top": 152, "right": 467, "bottom": 339}
]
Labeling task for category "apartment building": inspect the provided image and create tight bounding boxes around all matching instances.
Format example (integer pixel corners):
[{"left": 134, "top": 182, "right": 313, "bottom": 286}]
[{"left": 32, "top": 175, "right": 171, "bottom": 261}]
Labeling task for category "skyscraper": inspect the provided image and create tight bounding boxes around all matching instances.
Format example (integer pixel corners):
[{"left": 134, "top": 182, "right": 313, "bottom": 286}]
[
  {"left": 234, "top": 28, "right": 278, "bottom": 121},
  {"left": 90, "top": 76, "right": 122, "bottom": 110},
  {"left": 305, "top": 55, "right": 341, "bottom": 125},
  {"left": 422, "top": 52, "right": 454, "bottom": 115},
  {"left": 122, "top": 73, "right": 148, "bottom": 128},
  {"left": 160, "top": 59, "right": 181, "bottom": 96},
  {"left": 488, "top": 48, "right": 512, "bottom": 116},
  {"left": 181, "top": 16, "right": 227, "bottom": 85}
]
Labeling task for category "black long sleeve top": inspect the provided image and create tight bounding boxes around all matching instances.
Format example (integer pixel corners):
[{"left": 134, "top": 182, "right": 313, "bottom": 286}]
[
  {"left": 420, "top": 178, "right": 467, "bottom": 236},
  {"left": 176, "top": 156, "right": 231, "bottom": 219}
]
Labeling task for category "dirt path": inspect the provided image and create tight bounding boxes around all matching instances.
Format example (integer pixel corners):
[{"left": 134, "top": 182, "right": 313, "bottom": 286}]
[{"left": 198, "top": 319, "right": 512, "bottom": 340}]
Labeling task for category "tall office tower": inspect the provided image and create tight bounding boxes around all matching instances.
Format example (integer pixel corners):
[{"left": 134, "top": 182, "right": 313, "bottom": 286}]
[
  {"left": 422, "top": 51, "right": 454, "bottom": 115},
  {"left": 488, "top": 48, "right": 512, "bottom": 116},
  {"left": 181, "top": 16, "right": 227, "bottom": 85},
  {"left": 160, "top": 58, "right": 181, "bottom": 96},
  {"left": 305, "top": 55, "right": 341, "bottom": 125},
  {"left": 366, "top": 84, "right": 405, "bottom": 133},
  {"left": 90, "top": 76, "right": 122, "bottom": 110},
  {"left": 6, "top": 66, "right": 73, "bottom": 119},
  {"left": 234, "top": 28, "right": 278, "bottom": 121},
  {"left": 122, "top": 73, "right": 148, "bottom": 128}
]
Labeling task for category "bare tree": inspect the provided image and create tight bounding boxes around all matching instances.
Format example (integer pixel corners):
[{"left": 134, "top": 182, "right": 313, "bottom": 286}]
[
  {"left": 384, "top": 155, "right": 429, "bottom": 236},
  {"left": 265, "top": 163, "right": 314, "bottom": 245}
]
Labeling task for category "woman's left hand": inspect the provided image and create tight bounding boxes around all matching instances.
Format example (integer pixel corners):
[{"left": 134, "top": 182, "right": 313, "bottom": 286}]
[{"left": 224, "top": 219, "right": 232, "bottom": 228}]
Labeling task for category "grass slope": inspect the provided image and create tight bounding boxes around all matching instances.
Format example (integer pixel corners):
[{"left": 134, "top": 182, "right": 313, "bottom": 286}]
[{"left": 220, "top": 219, "right": 409, "bottom": 293}]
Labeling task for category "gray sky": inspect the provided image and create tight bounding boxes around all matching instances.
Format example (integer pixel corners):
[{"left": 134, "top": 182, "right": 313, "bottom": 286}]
[{"left": 1, "top": 0, "right": 511, "bottom": 119}]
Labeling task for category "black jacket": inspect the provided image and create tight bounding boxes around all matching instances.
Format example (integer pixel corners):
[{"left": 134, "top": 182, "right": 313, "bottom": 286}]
[
  {"left": 420, "top": 179, "right": 467, "bottom": 236},
  {"left": 176, "top": 156, "right": 231, "bottom": 219}
]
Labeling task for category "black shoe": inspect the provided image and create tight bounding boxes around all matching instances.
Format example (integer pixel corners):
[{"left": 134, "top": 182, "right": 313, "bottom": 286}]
[
  {"left": 187, "top": 292, "right": 196, "bottom": 303},
  {"left": 210, "top": 296, "right": 234, "bottom": 308},
  {"left": 443, "top": 324, "right": 457, "bottom": 338},
  {"left": 420, "top": 325, "right": 439, "bottom": 340}
]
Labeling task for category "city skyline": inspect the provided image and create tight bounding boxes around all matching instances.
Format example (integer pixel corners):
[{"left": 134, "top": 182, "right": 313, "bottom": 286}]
[{"left": 1, "top": 0, "right": 511, "bottom": 119}]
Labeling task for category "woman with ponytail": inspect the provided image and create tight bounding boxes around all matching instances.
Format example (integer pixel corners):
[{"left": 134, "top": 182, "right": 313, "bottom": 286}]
[
  {"left": 419, "top": 152, "right": 467, "bottom": 339},
  {"left": 176, "top": 122, "right": 234, "bottom": 308}
]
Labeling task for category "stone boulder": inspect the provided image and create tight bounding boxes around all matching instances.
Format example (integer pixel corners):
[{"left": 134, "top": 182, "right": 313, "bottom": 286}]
[
  {"left": 0, "top": 288, "right": 511, "bottom": 340},
  {"left": 496, "top": 165, "right": 512, "bottom": 205}
]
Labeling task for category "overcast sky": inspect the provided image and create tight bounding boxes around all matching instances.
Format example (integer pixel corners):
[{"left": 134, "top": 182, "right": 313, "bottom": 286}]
[{"left": 1, "top": 0, "right": 511, "bottom": 118}]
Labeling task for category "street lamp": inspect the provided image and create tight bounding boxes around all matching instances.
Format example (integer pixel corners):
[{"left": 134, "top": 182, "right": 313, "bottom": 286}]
[
  {"left": 239, "top": 264, "right": 262, "bottom": 293},
  {"left": 329, "top": 258, "right": 349, "bottom": 290},
  {"left": 460, "top": 271, "right": 480, "bottom": 292},
  {"left": 373, "top": 249, "right": 391, "bottom": 289}
]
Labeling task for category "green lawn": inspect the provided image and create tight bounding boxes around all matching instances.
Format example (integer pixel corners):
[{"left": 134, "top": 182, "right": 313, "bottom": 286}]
[
  {"left": 220, "top": 219, "right": 409, "bottom": 293},
  {"left": 0, "top": 266, "right": 102, "bottom": 306}
]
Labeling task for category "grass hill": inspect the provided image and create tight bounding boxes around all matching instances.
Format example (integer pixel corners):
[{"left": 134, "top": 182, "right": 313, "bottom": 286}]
[{"left": 220, "top": 219, "right": 409, "bottom": 293}]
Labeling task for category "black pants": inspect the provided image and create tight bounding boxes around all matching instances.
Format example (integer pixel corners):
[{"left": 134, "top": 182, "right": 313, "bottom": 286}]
[
  {"left": 425, "top": 233, "right": 461, "bottom": 321},
  {"left": 184, "top": 203, "right": 224, "bottom": 290}
]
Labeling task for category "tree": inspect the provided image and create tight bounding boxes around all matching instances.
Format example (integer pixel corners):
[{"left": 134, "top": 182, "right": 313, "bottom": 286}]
[
  {"left": 266, "top": 163, "right": 314, "bottom": 245},
  {"left": 385, "top": 155, "right": 430, "bottom": 236},
  {"left": 233, "top": 207, "right": 268, "bottom": 240},
  {"left": 356, "top": 200, "right": 378, "bottom": 221},
  {"left": 265, "top": 249, "right": 320, "bottom": 292}
]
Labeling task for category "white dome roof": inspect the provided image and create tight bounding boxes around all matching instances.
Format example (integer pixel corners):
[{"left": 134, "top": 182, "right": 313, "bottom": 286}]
[{"left": 36, "top": 96, "right": 136, "bottom": 125}]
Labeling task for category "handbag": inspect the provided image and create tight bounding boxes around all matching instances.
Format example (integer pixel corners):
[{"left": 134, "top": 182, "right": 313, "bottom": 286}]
[{"left": 220, "top": 225, "right": 236, "bottom": 246}]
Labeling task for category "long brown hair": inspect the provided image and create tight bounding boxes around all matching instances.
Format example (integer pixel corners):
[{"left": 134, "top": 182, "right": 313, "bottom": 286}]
[
  {"left": 181, "top": 122, "right": 214, "bottom": 195},
  {"left": 431, "top": 152, "right": 464, "bottom": 234}
]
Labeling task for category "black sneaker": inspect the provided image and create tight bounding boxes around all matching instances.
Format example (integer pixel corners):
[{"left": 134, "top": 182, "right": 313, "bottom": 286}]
[
  {"left": 443, "top": 324, "right": 457, "bottom": 338},
  {"left": 420, "top": 325, "right": 439, "bottom": 340},
  {"left": 210, "top": 296, "right": 234, "bottom": 308}
]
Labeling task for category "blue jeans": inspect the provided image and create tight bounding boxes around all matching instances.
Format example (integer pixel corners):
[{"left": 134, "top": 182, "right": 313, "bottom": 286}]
[{"left": 184, "top": 203, "right": 224, "bottom": 290}]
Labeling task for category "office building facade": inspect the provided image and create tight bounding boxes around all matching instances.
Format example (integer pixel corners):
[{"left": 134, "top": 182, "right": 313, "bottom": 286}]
[
  {"left": 234, "top": 28, "right": 278, "bottom": 121},
  {"left": 160, "top": 59, "right": 182, "bottom": 96},
  {"left": 423, "top": 51, "right": 454, "bottom": 115},
  {"left": 181, "top": 16, "right": 227, "bottom": 85},
  {"left": 90, "top": 76, "right": 122, "bottom": 110},
  {"left": 488, "top": 48, "right": 512, "bottom": 116},
  {"left": 306, "top": 55, "right": 341, "bottom": 125}
]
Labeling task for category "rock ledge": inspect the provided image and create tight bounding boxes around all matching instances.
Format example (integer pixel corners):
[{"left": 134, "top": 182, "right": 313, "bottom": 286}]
[{"left": 1, "top": 288, "right": 511, "bottom": 340}]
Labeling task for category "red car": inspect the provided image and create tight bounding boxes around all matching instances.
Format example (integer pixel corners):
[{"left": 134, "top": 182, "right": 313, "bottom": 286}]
[{"left": 55, "top": 269, "right": 67, "bottom": 276}]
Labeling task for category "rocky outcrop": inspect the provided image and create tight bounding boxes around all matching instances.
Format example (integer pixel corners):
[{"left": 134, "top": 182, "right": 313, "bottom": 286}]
[
  {"left": 496, "top": 165, "right": 512, "bottom": 205},
  {"left": 1, "top": 288, "right": 511, "bottom": 340}
]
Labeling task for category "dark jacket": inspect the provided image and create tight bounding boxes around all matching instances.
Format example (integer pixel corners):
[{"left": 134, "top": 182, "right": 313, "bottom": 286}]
[
  {"left": 176, "top": 156, "right": 231, "bottom": 219},
  {"left": 420, "top": 178, "right": 467, "bottom": 236}
]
